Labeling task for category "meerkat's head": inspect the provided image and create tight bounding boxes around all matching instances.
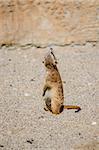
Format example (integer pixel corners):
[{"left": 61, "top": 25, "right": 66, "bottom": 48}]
[{"left": 42, "top": 48, "right": 58, "bottom": 69}]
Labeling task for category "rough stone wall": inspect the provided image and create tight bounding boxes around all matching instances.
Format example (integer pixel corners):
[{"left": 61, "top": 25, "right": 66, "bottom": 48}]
[{"left": 0, "top": 0, "right": 99, "bottom": 47}]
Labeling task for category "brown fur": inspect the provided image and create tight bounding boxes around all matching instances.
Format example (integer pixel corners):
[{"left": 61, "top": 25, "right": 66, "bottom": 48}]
[{"left": 42, "top": 49, "right": 81, "bottom": 114}]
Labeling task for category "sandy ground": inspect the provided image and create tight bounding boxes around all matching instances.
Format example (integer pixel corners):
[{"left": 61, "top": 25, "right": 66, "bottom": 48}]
[{"left": 0, "top": 44, "right": 99, "bottom": 150}]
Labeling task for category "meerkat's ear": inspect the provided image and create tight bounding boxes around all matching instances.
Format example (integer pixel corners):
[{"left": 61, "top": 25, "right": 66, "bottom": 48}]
[{"left": 50, "top": 48, "right": 58, "bottom": 64}]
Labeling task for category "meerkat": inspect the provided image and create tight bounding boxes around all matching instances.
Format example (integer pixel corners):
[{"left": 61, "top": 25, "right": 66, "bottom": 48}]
[{"left": 42, "top": 48, "right": 81, "bottom": 114}]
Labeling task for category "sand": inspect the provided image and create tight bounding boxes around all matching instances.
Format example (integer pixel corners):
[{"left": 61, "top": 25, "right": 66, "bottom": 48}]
[{"left": 0, "top": 44, "right": 99, "bottom": 150}]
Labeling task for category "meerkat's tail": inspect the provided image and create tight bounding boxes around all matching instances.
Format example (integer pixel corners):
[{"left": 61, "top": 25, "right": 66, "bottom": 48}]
[{"left": 64, "top": 105, "right": 81, "bottom": 113}]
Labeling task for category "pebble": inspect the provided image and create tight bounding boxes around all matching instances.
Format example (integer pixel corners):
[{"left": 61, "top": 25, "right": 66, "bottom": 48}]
[
  {"left": 24, "top": 93, "right": 30, "bottom": 97},
  {"left": 91, "top": 122, "right": 96, "bottom": 125}
]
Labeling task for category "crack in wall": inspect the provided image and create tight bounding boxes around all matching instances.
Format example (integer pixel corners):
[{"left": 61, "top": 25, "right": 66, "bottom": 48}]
[{"left": 0, "top": 41, "right": 98, "bottom": 49}]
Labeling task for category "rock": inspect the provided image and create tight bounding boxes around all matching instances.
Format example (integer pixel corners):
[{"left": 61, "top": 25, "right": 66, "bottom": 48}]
[{"left": 0, "top": 0, "right": 99, "bottom": 47}]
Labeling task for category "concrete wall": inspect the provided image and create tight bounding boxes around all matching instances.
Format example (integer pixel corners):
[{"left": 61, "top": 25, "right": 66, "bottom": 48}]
[{"left": 0, "top": 0, "right": 99, "bottom": 47}]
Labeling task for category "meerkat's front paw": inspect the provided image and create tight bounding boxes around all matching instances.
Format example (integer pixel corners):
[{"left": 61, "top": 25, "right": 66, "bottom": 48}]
[{"left": 42, "top": 92, "right": 45, "bottom": 97}]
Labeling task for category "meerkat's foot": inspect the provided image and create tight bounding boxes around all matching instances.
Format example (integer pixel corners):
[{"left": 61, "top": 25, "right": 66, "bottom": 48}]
[
  {"left": 44, "top": 106, "right": 49, "bottom": 111},
  {"left": 43, "top": 97, "right": 52, "bottom": 112},
  {"left": 44, "top": 107, "right": 49, "bottom": 111}
]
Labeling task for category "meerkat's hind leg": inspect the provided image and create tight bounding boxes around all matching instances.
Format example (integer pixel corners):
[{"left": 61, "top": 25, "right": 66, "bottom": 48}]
[{"left": 44, "top": 97, "right": 52, "bottom": 112}]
